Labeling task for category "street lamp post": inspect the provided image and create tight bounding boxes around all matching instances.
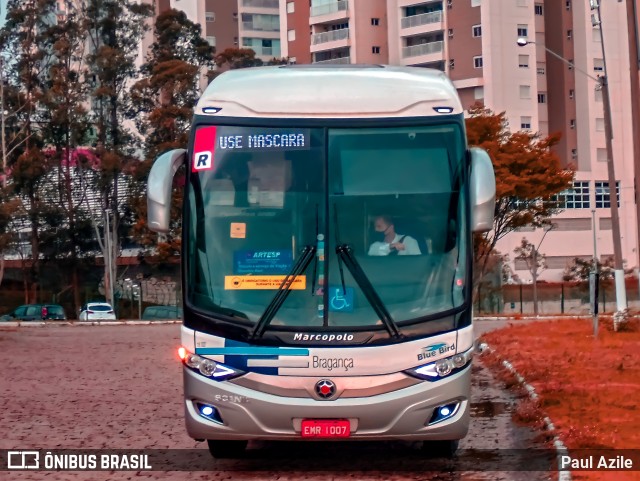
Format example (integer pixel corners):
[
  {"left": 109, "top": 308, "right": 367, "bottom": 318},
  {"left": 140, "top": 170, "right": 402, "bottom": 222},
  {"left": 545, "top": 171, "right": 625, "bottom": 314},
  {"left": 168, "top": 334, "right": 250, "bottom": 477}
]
[
  {"left": 531, "top": 225, "right": 554, "bottom": 316},
  {"left": 517, "top": 18, "right": 627, "bottom": 325},
  {"left": 591, "top": 1, "right": 628, "bottom": 329},
  {"left": 591, "top": 209, "right": 599, "bottom": 337}
]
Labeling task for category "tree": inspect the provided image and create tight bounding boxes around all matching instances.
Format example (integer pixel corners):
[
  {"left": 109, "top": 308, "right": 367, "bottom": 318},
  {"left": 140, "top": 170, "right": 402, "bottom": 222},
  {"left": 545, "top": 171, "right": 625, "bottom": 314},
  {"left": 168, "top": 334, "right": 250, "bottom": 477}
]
[
  {"left": 0, "top": 0, "right": 60, "bottom": 302},
  {"left": 83, "top": 0, "right": 153, "bottom": 306},
  {"left": 563, "top": 257, "right": 614, "bottom": 284},
  {"left": 127, "top": 8, "right": 214, "bottom": 260},
  {"left": 513, "top": 237, "right": 548, "bottom": 315},
  {"left": 466, "top": 103, "right": 574, "bottom": 285},
  {"left": 0, "top": 187, "right": 21, "bottom": 288},
  {"left": 130, "top": 8, "right": 214, "bottom": 161},
  {"left": 37, "top": 4, "right": 97, "bottom": 315},
  {"left": 214, "top": 47, "right": 264, "bottom": 71}
]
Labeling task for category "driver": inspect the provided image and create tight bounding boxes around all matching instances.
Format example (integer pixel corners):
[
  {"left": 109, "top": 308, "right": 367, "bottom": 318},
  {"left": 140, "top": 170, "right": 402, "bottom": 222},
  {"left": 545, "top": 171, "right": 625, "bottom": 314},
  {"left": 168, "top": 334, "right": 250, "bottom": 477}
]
[{"left": 368, "top": 215, "right": 421, "bottom": 256}]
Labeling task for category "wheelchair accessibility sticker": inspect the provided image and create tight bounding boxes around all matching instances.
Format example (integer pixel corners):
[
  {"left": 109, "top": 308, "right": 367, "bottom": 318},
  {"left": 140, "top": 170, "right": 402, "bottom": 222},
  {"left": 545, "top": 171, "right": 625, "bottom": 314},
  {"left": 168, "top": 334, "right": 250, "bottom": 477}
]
[{"left": 329, "top": 286, "right": 354, "bottom": 312}]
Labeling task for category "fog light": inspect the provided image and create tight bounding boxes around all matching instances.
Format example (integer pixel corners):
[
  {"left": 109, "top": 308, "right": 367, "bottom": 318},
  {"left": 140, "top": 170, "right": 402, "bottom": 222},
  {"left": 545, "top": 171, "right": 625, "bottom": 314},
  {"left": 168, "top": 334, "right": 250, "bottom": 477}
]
[
  {"left": 196, "top": 403, "right": 223, "bottom": 423},
  {"left": 428, "top": 402, "right": 460, "bottom": 425},
  {"left": 203, "top": 406, "right": 215, "bottom": 417}
]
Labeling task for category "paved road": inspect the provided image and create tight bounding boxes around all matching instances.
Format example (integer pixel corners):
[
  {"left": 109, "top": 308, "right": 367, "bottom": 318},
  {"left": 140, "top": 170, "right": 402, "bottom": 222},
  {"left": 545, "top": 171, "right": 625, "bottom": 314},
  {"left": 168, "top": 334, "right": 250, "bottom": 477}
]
[{"left": 0, "top": 322, "right": 552, "bottom": 480}]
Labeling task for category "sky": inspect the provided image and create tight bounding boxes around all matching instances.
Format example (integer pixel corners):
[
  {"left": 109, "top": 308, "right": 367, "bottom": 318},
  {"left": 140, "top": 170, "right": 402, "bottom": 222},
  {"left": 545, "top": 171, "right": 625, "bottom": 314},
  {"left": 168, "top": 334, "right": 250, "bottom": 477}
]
[{"left": 0, "top": 0, "right": 6, "bottom": 26}]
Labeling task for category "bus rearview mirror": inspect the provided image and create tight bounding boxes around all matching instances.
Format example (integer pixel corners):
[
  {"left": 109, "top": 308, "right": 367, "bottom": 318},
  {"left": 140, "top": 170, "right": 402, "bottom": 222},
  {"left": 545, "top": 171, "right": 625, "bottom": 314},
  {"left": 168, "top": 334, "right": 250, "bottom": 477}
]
[
  {"left": 147, "top": 149, "right": 187, "bottom": 233},
  {"left": 469, "top": 147, "right": 496, "bottom": 233}
]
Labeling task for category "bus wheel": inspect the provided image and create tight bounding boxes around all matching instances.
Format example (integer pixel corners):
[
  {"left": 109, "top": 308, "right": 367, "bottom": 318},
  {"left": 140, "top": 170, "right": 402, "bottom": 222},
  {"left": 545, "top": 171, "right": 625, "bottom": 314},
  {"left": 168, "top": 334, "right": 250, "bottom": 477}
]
[
  {"left": 206, "top": 440, "right": 248, "bottom": 459},
  {"left": 423, "top": 440, "right": 459, "bottom": 458}
]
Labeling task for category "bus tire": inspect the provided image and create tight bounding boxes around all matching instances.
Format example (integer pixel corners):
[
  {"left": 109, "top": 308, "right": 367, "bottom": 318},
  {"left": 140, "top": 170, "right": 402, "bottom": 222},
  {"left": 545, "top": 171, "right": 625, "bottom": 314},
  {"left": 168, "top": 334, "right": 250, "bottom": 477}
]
[
  {"left": 423, "top": 440, "right": 459, "bottom": 458},
  {"left": 207, "top": 440, "right": 248, "bottom": 459}
]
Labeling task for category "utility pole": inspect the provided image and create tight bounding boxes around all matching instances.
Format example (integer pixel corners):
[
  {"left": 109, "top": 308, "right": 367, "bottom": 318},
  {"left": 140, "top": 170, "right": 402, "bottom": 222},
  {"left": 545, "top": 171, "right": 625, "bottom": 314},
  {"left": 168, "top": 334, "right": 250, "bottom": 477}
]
[
  {"left": 517, "top": 0, "right": 628, "bottom": 326},
  {"left": 624, "top": 0, "right": 640, "bottom": 305},
  {"left": 592, "top": 1, "right": 628, "bottom": 328},
  {"left": 591, "top": 209, "right": 599, "bottom": 337}
]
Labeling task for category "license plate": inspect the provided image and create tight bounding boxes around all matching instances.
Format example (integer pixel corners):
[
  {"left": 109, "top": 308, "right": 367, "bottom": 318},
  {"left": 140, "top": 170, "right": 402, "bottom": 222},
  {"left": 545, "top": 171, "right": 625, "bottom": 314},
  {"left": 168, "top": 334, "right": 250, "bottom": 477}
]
[{"left": 300, "top": 419, "right": 350, "bottom": 438}]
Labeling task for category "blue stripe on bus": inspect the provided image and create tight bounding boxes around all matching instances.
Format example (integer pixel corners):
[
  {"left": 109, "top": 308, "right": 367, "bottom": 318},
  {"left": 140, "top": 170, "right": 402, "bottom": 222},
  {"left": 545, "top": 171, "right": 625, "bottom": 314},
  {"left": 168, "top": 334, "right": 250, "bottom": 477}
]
[
  {"left": 194, "top": 347, "right": 310, "bottom": 356},
  {"left": 221, "top": 339, "right": 280, "bottom": 375}
]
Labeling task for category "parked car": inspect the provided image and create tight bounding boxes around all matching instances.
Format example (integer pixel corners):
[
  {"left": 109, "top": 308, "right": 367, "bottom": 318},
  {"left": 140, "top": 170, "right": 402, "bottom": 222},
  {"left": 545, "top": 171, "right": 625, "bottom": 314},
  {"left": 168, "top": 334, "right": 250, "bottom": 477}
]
[
  {"left": 79, "top": 302, "right": 116, "bottom": 321},
  {"left": 0, "top": 304, "right": 67, "bottom": 321},
  {"left": 142, "top": 305, "right": 183, "bottom": 320}
]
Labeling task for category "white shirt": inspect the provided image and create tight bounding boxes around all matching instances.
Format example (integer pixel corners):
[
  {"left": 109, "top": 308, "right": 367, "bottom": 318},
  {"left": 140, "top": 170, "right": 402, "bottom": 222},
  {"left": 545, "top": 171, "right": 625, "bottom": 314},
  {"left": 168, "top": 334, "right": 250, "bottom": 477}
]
[{"left": 368, "top": 234, "right": 422, "bottom": 256}]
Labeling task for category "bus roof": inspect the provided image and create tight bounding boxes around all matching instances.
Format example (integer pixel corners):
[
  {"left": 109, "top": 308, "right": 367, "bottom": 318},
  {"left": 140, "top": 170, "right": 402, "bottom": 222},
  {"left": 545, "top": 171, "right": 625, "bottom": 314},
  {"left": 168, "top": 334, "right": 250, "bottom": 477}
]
[{"left": 196, "top": 65, "right": 463, "bottom": 119}]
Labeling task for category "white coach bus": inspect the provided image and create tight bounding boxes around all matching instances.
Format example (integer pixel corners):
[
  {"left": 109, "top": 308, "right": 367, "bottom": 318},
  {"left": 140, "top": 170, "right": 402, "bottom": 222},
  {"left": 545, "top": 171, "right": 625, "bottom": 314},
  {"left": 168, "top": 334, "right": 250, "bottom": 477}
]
[{"left": 147, "top": 65, "right": 495, "bottom": 459}]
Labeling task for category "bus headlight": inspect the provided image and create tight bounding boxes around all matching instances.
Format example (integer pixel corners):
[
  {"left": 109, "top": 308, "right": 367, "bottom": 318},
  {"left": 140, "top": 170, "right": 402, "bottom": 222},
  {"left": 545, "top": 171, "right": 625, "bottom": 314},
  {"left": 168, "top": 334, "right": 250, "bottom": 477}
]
[
  {"left": 435, "top": 359, "right": 452, "bottom": 377},
  {"left": 178, "top": 347, "right": 244, "bottom": 381},
  {"left": 199, "top": 359, "right": 217, "bottom": 377},
  {"left": 405, "top": 347, "right": 473, "bottom": 381},
  {"left": 451, "top": 354, "right": 466, "bottom": 368}
]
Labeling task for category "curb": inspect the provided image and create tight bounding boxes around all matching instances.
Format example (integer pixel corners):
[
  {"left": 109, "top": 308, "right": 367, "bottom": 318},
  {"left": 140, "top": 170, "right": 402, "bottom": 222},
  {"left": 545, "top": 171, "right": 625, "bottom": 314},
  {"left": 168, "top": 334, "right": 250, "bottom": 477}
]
[
  {"left": 0, "top": 320, "right": 181, "bottom": 327},
  {"left": 478, "top": 342, "right": 571, "bottom": 481},
  {"left": 476, "top": 314, "right": 639, "bottom": 321},
  {"left": 475, "top": 315, "right": 586, "bottom": 321}
]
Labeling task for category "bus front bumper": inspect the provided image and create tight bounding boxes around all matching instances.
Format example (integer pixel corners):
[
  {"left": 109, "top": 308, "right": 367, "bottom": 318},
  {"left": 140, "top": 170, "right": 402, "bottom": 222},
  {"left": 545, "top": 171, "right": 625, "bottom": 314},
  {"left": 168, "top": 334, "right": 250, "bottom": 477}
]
[{"left": 183, "top": 366, "right": 471, "bottom": 441}]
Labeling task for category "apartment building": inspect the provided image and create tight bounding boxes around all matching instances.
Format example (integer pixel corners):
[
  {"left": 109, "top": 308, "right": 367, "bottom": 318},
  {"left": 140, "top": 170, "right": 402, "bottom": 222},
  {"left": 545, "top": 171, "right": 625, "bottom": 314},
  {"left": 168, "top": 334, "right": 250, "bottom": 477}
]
[
  {"left": 280, "top": 0, "right": 639, "bottom": 280},
  {"left": 145, "top": 0, "right": 636, "bottom": 281},
  {"left": 493, "top": 0, "right": 638, "bottom": 281},
  {"left": 158, "top": 0, "right": 281, "bottom": 62},
  {"left": 239, "top": 0, "right": 281, "bottom": 61},
  {"left": 282, "top": 0, "right": 388, "bottom": 64}
]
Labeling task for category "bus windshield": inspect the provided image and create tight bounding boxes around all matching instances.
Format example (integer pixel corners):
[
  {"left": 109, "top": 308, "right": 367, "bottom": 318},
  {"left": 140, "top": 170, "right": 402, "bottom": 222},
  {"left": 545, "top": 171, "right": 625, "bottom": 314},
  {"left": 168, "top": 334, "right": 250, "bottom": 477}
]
[{"left": 186, "top": 123, "right": 468, "bottom": 330}]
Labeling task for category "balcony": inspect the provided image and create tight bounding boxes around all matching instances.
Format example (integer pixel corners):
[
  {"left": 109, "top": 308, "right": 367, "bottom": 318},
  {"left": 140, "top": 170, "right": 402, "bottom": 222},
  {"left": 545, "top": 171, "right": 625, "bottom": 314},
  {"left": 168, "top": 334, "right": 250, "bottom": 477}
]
[
  {"left": 402, "top": 40, "right": 443, "bottom": 58},
  {"left": 311, "top": 1, "right": 348, "bottom": 17},
  {"left": 313, "top": 56, "right": 351, "bottom": 64},
  {"left": 311, "top": 28, "right": 350, "bottom": 54},
  {"left": 242, "top": 0, "right": 279, "bottom": 8},
  {"left": 257, "top": 47, "right": 273, "bottom": 56},
  {"left": 312, "top": 28, "right": 349, "bottom": 45},
  {"left": 242, "top": 22, "right": 279, "bottom": 32},
  {"left": 401, "top": 11, "right": 442, "bottom": 29}
]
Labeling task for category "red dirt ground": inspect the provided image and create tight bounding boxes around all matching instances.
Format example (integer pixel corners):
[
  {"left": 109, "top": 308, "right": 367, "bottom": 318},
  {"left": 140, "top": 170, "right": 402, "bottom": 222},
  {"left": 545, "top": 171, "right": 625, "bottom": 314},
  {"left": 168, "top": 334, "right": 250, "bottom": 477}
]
[{"left": 480, "top": 317, "right": 640, "bottom": 481}]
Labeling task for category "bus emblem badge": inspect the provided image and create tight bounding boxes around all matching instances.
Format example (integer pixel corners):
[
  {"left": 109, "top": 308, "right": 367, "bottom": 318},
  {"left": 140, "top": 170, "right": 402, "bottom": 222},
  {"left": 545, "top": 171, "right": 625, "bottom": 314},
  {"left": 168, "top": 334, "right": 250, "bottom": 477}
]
[{"left": 315, "top": 379, "right": 336, "bottom": 399}]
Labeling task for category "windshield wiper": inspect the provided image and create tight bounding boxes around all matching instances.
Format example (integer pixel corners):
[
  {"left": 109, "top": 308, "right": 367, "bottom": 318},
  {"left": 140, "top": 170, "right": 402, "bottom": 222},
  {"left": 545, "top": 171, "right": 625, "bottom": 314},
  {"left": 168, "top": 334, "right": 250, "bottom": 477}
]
[
  {"left": 335, "top": 244, "right": 401, "bottom": 338},
  {"left": 250, "top": 245, "right": 316, "bottom": 340}
]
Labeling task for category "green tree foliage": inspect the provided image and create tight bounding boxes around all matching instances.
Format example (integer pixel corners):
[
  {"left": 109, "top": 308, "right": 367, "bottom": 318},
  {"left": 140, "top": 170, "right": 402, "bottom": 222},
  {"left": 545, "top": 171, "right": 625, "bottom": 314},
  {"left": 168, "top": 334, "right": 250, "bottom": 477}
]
[
  {"left": 0, "top": 0, "right": 60, "bottom": 302},
  {"left": 0, "top": 188, "right": 21, "bottom": 288},
  {"left": 466, "top": 103, "right": 575, "bottom": 284},
  {"left": 130, "top": 8, "right": 214, "bottom": 161},
  {"left": 563, "top": 257, "right": 614, "bottom": 284},
  {"left": 37, "top": 4, "right": 96, "bottom": 313},
  {"left": 210, "top": 47, "right": 291, "bottom": 81},
  {"left": 127, "top": 8, "right": 214, "bottom": 259},
  {"left": 83, "top": 0, "right": 153, "bottom": 304},
  {"left": 214, "top": 47, "right": 264, "bottom": 70}
]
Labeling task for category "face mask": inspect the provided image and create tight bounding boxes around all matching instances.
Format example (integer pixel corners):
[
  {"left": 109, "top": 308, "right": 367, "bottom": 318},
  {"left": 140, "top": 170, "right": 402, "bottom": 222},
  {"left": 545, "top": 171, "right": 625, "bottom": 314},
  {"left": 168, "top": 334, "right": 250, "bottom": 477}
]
[{"left": 373, "top": 224, "right": 391, "bottom": 242}]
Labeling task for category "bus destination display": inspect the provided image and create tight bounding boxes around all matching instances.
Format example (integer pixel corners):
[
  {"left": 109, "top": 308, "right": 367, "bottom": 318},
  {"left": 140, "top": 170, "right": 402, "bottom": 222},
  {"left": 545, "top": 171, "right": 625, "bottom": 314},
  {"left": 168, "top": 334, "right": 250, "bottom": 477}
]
[{"left": 218, "top": 130, "right": 310, "bottom": 152}]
